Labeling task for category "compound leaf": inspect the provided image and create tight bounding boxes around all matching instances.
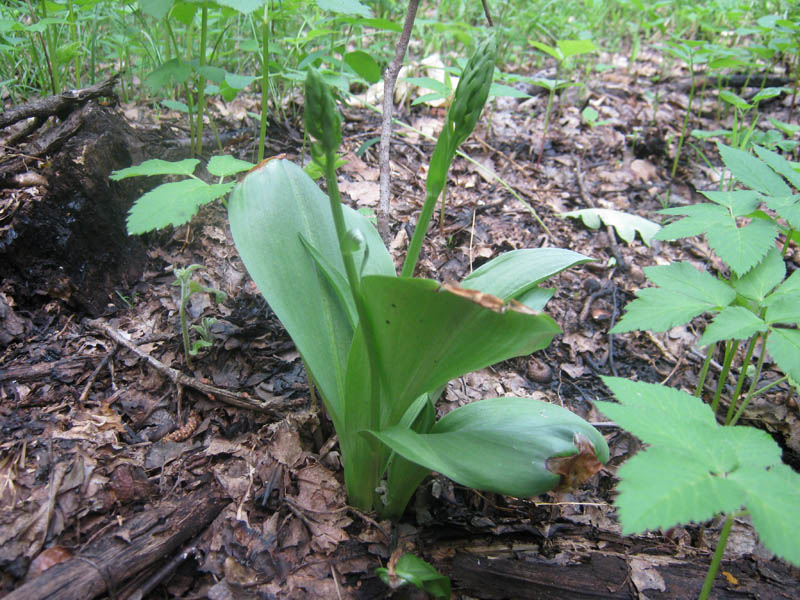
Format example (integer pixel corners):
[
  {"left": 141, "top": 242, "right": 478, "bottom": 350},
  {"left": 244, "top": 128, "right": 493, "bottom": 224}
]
[
  {"left": 733, "top": 248, "right": 785, "bottom": 303},
  {"left": 766, "top": 328, "right": 800, "bottom": 381},
  {"left": 718, "top": 143, "right": 791, "bottom": 197},
  {"left": 698, "top": 306, "right": 767, "bottom": 347},
  {"left": 612, "top": 262, "right": 735, "bottom": 333},
  {"left": 111, "top": 158, "right": 199, "bottom": 180},
  {"left": 126, "top": 180, "right": 232, "bottom": 234}
]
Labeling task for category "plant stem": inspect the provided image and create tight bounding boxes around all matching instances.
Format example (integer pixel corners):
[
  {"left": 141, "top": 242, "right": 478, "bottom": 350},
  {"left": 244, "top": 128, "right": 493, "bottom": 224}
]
[
  {"left": 695, "top": 344, "right": 714, "bottom": 398},
  {"left": 671, "top": 53, "right": 695, "bottom": 178},
  {"left": 730, "top": 375, "right": 788, "bottom": 427},
  {"left": 698, "top": 514, "right": 734, "bottom": 600},
  {"left": 711, "top": 339, "right": 737, "bottom": 415},
  {"left": 179, "top": 281, "right": 192, "bottom": 368},
  {"left": 401, "top": 188, "right": 439, "bottom": 278},
  {"left": 195, "top": 1, "right": 208, "bottom": 156},
  {"left": 257, "top": 5, "right": 270, "bottom": 162},
  {"left": 725, "top": 333, "right": 759, "bottom": 425}
]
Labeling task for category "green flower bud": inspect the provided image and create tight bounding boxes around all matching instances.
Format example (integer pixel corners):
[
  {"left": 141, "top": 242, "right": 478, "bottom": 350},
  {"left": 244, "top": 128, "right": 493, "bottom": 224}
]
[
  {"left": 448, "top": 35, "right": 497, "bottom": 151},
  {"left": 304, "top": 68, "right": 342, "bottom": 154}
]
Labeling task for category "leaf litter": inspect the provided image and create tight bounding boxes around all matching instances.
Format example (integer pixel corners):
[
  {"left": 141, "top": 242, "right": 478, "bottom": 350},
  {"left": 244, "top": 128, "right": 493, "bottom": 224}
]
[{"left": 1, "top": 45, "right": 799, "bottom": 599}]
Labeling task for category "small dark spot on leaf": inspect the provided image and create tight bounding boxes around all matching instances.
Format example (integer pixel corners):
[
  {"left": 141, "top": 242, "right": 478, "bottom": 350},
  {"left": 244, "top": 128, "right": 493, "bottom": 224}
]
[{"left": 385, "top": 320, "right": 390, "bottom": 325}]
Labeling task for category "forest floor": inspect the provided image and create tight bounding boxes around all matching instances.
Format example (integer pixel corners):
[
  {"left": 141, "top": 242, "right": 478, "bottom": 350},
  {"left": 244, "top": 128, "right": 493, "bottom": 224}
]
[{"left": 1, "top": 47, "right": 799, "bottom": 599}]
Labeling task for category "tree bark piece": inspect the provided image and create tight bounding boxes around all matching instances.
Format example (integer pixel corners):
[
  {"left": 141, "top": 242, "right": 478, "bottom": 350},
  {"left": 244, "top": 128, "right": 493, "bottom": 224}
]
[
  {"left": 0, "top": 75, "right": 119, "bottom": 132},
  {"left": 3, "top": 484, "right": 230, "bottom": 600}
]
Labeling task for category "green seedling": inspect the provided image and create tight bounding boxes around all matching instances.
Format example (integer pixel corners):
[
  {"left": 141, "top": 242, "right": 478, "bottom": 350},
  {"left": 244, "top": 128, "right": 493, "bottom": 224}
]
[
  {"left": 529, "top": 38, "right": 598, "bottom": 164},
  {"left": 110, "top": 154, "right": 254, "bottom": 235},
  {"left": 580, "top": 105, "right": 612, "bottom": 128},
  {"left": 172, "top": 265, "right": 226, "bottom": 368},
  {"left": 229, "top": 44, "right": 608, "bottom": 521},
  {"left": 377, "top": 552, "right": 450, "bottom": 600}
]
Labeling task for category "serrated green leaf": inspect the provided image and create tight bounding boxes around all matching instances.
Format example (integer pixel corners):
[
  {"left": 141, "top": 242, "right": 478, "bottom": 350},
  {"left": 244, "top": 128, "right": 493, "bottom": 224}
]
[
  {"left": 127, "top": 180, "right": 232, "bottom": 234},
  {"left": 564, "top": 208, "right": 660, "bottom": 246},
  {"left": 763, "top": 269, "right": 800, "bottom": 307},
  {"left": 698, "top": 306, "right": 767, "bottom": 346},
  {"left": 766, "top": 328, "right": 800, "bottom": 381},
  {"left": 718, "top": 143, "right": 791, "bottom": 197},
  {"left": 612, "top": 448, "right": 746, "bottom": 533},
  {"left": 763, "top": 194, "right": 800, "bottom": 230},
  {"left": 110, "top": 158, "right": 200, "bottom": 180},
  {"left": 598, "top": 378, "right": 790, "bottom": 536},
  {"left": 733, "top": 248, "right": 785, "bottom": 302},
  {"left": 764, "top": 297, "right": 800, "bottom": 326},
  {"left": 316, "top": 0, "right": 370, "bottom": 17},
  {"left": 719, "top": 89, "right": 752, "bottom": 110},
  {"left": 612, "top": 262, "right": 735, "bottom": 333},
  {"left": 753, "top": 145, "right": 800, "bottom": 190},
  {"left": 658, "top": 191, "right": 777, "bottom": 276},
  {"left": 730, "top": 464, "right": 800, "bottom": 566},
  {"left": 206, "top": 155, "right": 254, "bottom": 178}
]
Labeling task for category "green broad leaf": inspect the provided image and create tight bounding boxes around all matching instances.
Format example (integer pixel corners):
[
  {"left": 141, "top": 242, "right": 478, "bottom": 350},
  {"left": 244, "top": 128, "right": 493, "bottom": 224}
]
[
  {"left": 228, "top": 159, "right": 394, "bottom": 431},
  {"left": 110, "top": 158, "right": 200, "bottom": 180},
  {"left": 658, "top": 192, "right": 777, "bottom": 276},
  {"left": 719, "top": 90, "right": 752, "bottom": 110},
  {"left": 597, "top": 378, "right": 788, "bottom": 535},
  {"left": 206, "top": 155, "right": 254, "bottom": 178},
  {"left": 127, "top": 180, "right": 232, "bottom": 234},
  {"left": 462, "top": 248, "right": 592, "bottom": 301},
  {"left": 557, "top": 39, "right": 598, "bottom": 59},
  {"left": 198, "top": 65, "right": 226, "bottom": 84},
  {"left": 224, "top": 72, "right": 258, "bottom": 90},
  {"left": 405, "top": 76, "right": 451, "bottom": 97},
  {"left": 316, "top": 0, "right": 371, "bottom": 17},
  {"left": 161, "top": 99, "right": 189, "bottom": 113},
  {"left": 215, "top": 0, "right": 265, "bottom": 14},
  {"left": 368, "top": 397, "right": 608, "bottom": 499},
  {"left": 729, "top": 464, "right": 800, "bottom": 566},
  {"left": 376, "top": 554, "right": 450, "bottom": 600},
  {"left": 732, "top": 248, "right": 785, "bottom": 302},
  {"left": 718, "top": 143, "right": 792, "bottom": 197},
  {"left": 765, "top": 298, "right": 800, "bottom": 326},
  {"left": 698, "top": 306, "right": 767, "bottom": 346},
  {"left": 344, "top": 50, "right": 382, "bottom": 84},
  {"left": 563, "top": 208, "right": 661, "bottom": 246},
  {"left": 766, "top": 328, "right": 800, "bottom": 381},
  {"left": 360, "top": 276, "right": 562, "bottom": 428},
  {"left": 489, "top": 83, "right": 531, "bottom": 98},
  {"left": 752, "top": 87, "right": 783, "bottom": 104},
  {"left": 530, "top": 41, "right": 562, "bottom": 61},
  {"left": 139, "top": 0, "right": 174, "bottom": 19},
  {"left": 611, "top": 262, "right": 736, "bottom": 333},
  {"left": 145, "top": 58, "right": 192, "bottom": 92}
]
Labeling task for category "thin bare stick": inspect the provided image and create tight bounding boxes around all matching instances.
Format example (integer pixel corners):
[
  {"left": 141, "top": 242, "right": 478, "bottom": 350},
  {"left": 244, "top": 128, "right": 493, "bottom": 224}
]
[
  {"left": 85, "top": 319, "right": 285, "bottom": 416},
  {"left": 377, "top": 0, "right": 420, "bottom": 242}
]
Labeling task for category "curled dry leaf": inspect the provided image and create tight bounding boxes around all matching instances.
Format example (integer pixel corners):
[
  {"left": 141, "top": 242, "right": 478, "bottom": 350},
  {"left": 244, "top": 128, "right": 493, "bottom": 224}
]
[
  {"left": 546, "top": 432, "right": 604, "bottom": 491},
  {"left": 438, "top": 282, "right": 540, "bottom": 316}
]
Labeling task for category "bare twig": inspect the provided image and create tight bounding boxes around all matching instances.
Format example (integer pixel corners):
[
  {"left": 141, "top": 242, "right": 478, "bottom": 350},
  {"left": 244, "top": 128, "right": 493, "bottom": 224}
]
[
  {"left": 377, "top": 0, "right": 421, "bottom": 242},
  {"left": 85, "top": 319, "right": 285, "bottom": 416}
]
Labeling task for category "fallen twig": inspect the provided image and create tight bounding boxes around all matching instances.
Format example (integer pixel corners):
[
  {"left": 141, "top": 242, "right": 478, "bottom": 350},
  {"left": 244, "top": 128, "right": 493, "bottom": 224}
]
[{"left": 85, "top": 319, "right": 286, "bottom": 417}]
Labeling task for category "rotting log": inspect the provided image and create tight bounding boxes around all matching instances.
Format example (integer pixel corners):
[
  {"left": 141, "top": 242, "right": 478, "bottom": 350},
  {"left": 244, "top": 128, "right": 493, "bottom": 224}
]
[{"left": 3, "top": 484, "right": 230, "bottom": 600}]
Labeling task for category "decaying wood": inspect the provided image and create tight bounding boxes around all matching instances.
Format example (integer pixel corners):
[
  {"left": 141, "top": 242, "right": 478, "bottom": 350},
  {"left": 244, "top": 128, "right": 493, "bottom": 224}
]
[
  {"left": 86, "top": 318, "right": 292, "bottom": 416},
  {"left": 0, "top": 356, "right": 92, "bottom": 383},
  {"left": 448, "top": 542, "right": 800, "bottom": 599},
  {"left": 3, "top": 484, "right": 229, "bottom": 600},
  {"left": 0, "top": 74, "right": 120, "bottom": 132}
]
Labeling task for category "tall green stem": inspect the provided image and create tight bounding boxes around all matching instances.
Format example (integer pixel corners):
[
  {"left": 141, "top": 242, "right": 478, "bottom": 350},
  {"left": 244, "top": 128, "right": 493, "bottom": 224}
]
[
  {"left": 195, "top": 1, "right": 209, "bottom": 155},
  {"left": 725, "top": 334, "right": 759, "bottom": 425},
  {"left": 694, "top": 344, "right": 714, "bottom": 398},
  {"left": 711, "top": 340, "right": 737, "bottom": 415},
  {"left": 257, "top": 5, "right": 270, "bottom": 162},
  {"left": 401, "top": 189, "right": 440, "bottom": 278},
  {"left": 698, "top": 514, "right": 734, "bottom": 600},
  {"left": 671, "top": 54, "right": 695, "bottom": 178}
]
